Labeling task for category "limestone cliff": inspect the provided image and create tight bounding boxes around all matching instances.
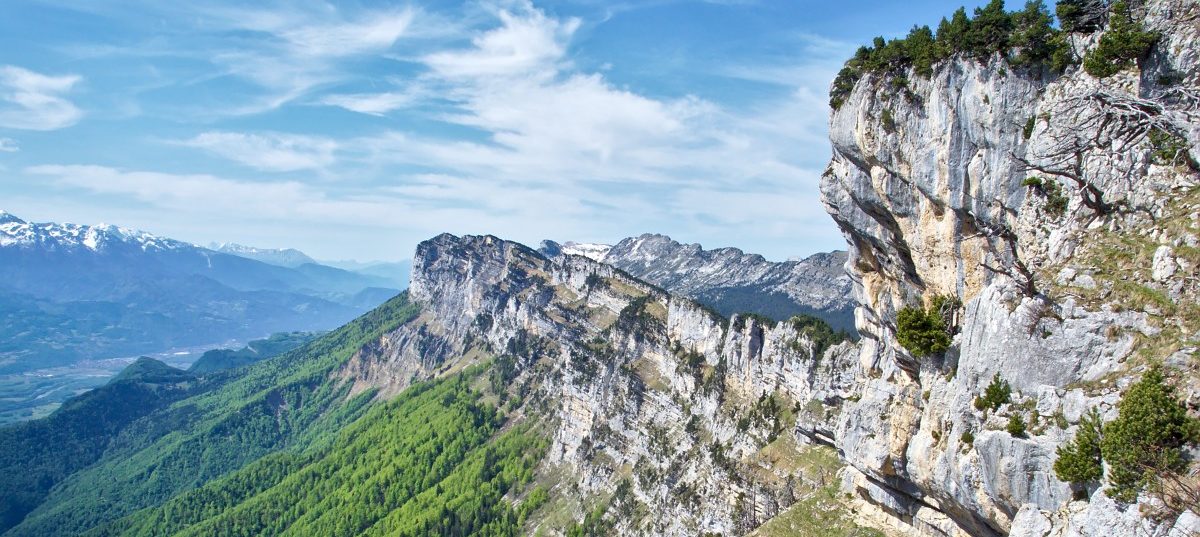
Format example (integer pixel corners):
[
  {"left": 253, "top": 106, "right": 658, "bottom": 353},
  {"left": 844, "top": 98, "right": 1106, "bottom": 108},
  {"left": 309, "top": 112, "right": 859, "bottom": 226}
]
[{"left": 820, "top": 0, "right": 1199, "bottom": 535}]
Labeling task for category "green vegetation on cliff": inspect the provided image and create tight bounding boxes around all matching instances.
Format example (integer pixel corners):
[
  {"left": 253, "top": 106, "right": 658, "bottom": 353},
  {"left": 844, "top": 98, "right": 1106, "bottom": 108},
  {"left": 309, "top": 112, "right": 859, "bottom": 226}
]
[
  {"left": 1054, "top": 366, "right": 1200, "bottom": 504},
  {"left": 1082, "top": 1, "right": 1158, "bottom": 78},
  {"left": 91, "top": 370, "right": 546, "bottom": 537},
  {"left": 831, "top": 0, "right": 1077, "bottom": 109}
]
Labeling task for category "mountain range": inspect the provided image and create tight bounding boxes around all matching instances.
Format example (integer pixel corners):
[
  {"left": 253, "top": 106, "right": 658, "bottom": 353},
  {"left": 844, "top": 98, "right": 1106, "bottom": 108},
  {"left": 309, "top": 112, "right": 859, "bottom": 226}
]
[
  {"left": 541, "top": 233, "right": 855, "bottom": 332},
  {"left": 0, "top": 211, "right": 403, "bottom": 373}
]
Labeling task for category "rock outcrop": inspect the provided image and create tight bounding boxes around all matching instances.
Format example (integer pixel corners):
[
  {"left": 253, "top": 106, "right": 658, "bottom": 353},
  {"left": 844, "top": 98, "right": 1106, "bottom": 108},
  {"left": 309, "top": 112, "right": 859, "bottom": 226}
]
[
  {"left": 339, "top": 233, "right": 866, "bottom": 535},
  {"left": 820, "top": 0, "right": 1199, "bottom": 535}
]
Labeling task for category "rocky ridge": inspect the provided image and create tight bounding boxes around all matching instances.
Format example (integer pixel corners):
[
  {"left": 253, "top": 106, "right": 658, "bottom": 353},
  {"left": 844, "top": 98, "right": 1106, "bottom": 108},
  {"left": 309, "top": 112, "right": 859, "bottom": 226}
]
[
  {"left": 542, "top": 234, "right": 857, "bottom": 333},
  {"left": 338, "top": 233, "right": 866, "bottom": 535}
]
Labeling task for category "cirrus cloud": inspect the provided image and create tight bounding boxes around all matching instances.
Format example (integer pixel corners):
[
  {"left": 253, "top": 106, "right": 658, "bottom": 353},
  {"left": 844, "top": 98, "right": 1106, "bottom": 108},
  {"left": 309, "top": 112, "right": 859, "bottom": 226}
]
[
  {"left": 0, "top": 65, "right": 83, "bottom": 130},
  {"left": 175, "top": 131, "right": 339, "bottom": 172}
]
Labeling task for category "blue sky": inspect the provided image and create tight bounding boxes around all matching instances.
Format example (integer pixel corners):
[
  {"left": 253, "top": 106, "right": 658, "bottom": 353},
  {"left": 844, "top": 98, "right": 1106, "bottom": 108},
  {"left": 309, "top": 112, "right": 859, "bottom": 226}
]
[{"left": 0, "top": 0, "right": 987, "bottom": 262}]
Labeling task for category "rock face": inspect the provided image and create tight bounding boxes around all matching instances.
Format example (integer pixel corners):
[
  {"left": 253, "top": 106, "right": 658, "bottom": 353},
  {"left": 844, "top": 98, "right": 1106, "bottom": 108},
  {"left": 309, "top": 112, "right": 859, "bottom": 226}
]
[
  {"left": 820, "top": 0, "right": 1200, "bottom": 535},
  {"left": 543, "top": 234, "right": 857, "bottom": 333}
]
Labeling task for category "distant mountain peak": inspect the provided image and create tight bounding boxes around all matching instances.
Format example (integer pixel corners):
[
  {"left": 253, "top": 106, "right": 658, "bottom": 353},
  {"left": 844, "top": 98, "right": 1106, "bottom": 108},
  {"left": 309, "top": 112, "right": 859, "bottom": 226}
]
[
  {"left": 209, "top": 242, "right": 317, "bottom": 268},
  {"left": 546, "top": 232, "right": 855, "bottom": 332},
  {"left": 537, "top": 240, "right": 612, "bottom": 261},
  {"left": 0, "top": 210, "right": 25, "bottom": 225}
]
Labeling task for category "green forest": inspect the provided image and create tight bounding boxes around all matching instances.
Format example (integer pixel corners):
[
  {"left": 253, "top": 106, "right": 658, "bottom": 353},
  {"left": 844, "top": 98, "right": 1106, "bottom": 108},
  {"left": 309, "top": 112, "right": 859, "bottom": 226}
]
[
  {"left": 0, "top": 293, "right": 426, "bottom": 536},
  {"left": 90, "top": 370, "right": 547, "bottom": 537}
]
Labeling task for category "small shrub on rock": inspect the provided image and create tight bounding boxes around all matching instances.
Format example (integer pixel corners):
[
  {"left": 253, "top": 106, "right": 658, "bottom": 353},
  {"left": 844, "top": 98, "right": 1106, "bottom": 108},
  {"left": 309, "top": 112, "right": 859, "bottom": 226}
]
[
  {"left": 978, "top": 373, "right": 1012, "bottom": 411},
  {"left": 1054, "top": 408, "right": 1104, "bottom": 485},
  {"left": 1007, "top": 414, "right": 1028, "bottom": 437},
  {"left": 896, "top": 306, "right": 951, "bottom": 357},
  {"left": 1100, "top": 365, "right": 1200, "bottom": 502}
]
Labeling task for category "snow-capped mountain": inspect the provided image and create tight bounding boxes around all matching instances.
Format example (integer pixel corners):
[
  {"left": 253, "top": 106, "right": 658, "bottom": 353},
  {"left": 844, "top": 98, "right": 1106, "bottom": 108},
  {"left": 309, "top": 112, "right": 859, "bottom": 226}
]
[
  {"left": 0, "top": 212, "right": 189, "bottom": 252},
  {"left": 209, "top": 242, "right": 317, "bottom": 268},
  {"left": 0, "top": 211, "right": 401, "bottom": 373},
  {"left": 541, "top": 233, "right": 855, "bottom": 332}
]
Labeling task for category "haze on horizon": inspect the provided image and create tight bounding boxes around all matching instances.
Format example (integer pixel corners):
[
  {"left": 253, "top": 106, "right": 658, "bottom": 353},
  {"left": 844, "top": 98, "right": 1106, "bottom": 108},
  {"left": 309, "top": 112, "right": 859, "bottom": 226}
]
[{"left": 0, "top": 0, "right": 989, "bottom": 263}]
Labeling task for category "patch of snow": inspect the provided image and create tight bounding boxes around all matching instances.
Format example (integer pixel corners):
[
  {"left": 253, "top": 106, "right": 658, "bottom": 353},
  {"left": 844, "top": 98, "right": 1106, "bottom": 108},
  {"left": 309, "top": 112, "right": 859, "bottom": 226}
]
[{"left": 560, "top": 242, "right": 612, "bottom": 262}]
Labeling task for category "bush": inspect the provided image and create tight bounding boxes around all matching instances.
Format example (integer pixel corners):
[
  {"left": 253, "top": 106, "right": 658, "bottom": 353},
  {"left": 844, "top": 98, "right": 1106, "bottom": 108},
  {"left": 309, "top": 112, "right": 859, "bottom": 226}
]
[
  {"left": 881, "top": 108, "right": 896, "bottom": 132},
  {"left": 1083, "top": 1, "right": 1158, "bottom": 78},
  {"left": 1010, "top": 1, "right": 1057, "bottom": 66},
  {"left": 960, "top": 430, "right": 975, "bottom": 446},
  {"left": 1149, "top": 128, "right": 1197, "bottom": 169},
  {"left": 1054, "top": 408, "right": 1104, "bottom": 485},
  {"left": 978, "top": 373, "right": 1012, "bottom": 411},
  {"left": 1023, "top": 175, "right": 1069, "bottom": 216},
  {"left": 1100, "top": 365, "right": 1200, "bottom": 502},
  {"left": 1007, "top": 414, "right": 1028, "bottom": 437},
  {"left": 896, "top": 305, "right": 951, "bottom": 357}
]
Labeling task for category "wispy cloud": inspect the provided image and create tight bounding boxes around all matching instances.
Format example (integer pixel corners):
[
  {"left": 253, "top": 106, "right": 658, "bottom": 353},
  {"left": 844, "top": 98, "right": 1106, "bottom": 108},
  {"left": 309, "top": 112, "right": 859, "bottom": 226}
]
[
  {"left": 184, "top": 5, "right": 422, "bottom": 115},
  {"left": 0, "top": 137, "right": 18, "bottom": 152},
  {"left": 318, "top": 89, "right": 423, "bottom": 116},
  {"left": 0, "top": 65, "right": 83, "bottom": 130},
  {"left": 7, "top": 0, "right": 855, "bottom": 260},
  {"left": 175, "top": 131, "right": 339, "bottom": 172}
]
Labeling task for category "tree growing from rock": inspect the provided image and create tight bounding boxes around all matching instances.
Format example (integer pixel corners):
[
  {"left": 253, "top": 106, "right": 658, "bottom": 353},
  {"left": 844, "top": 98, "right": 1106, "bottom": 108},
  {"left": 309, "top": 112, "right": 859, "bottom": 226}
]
[
  {"left": 1054, "top": 408, "right": 1104, "bottom": 485},
  {"left": 1101, "top": 365, "right": 1199, "bottom": 503},
  {"left": 1054, "top": 365, "right": 1200, "bottom": 508}
]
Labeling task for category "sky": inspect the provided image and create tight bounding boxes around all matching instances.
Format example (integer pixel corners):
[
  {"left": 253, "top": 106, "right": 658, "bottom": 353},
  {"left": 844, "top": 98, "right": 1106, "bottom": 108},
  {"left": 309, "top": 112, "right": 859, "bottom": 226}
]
[{"left": 0, "top": 0, "right": 989, "bottom": 262}]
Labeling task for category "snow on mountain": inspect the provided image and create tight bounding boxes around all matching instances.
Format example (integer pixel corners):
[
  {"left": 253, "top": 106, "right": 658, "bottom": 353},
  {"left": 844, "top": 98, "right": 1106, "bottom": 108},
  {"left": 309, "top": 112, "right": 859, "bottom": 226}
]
[
  {"left": 0, "top": 212, "right": 189, "bottom": 252},
  {"left": 541, "top": 234, "right": 855, "bottom": 332},
  {"left": 210, "top": 242, "right": 317, "bottom": 268},
  {"left": 561, "top": 242, "right": 612, "bottom": 261}
]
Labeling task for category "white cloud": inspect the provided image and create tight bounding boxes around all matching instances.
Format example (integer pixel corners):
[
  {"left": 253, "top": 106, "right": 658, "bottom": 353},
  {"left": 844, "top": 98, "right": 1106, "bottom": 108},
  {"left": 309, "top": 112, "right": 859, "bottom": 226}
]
[
  {"left": 14, "top": 2, "right": 853, "bottom": 259},
  {"left": 424, "top": 6, "right": 578, "bottom": 80},
  {"left": 272, "top": 10, "right": 416, "bottom": 58},
  {"left": 318, "top": 90, "right": 422, "bottom": 116},
  {"left": 0, "top": 138, "right": 18, "bottom": 152},
  {"left": 176, "top": 131, "right": 338, "bottom": 172},
  {"left": 0, "top": 65, "right": 83, "bottom": 130},
  {"left": 20, "top": 164, "right": 653, "bottom": 257},
  {"left": 26, "top": 164, "right": 379, "bottom": 222},
  {"left": 193, "top": 5, "right": 420, "bottom": 114}
]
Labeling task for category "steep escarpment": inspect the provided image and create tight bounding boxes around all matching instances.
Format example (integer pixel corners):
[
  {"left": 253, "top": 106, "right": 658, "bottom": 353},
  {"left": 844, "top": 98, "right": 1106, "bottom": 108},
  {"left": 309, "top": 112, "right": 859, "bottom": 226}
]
[
  {"left": 338, "top": 233, "right": 867, "bottom": 535},
  {"left": 820, "top": 0, "right": 1199, "bottom": 535}
]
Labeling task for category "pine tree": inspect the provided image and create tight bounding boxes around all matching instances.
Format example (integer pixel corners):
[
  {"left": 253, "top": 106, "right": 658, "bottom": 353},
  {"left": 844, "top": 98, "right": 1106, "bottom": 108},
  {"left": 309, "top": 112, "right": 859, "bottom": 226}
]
[
  {"left": 1054, "top": 408, "right": 1103, "bottom": 484},
  {"left": 1100, "top": 365, "right": 1200, "bottom": 502}
]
